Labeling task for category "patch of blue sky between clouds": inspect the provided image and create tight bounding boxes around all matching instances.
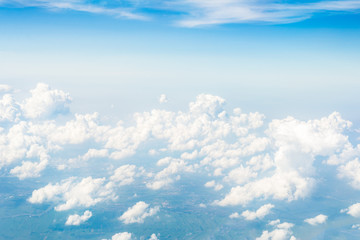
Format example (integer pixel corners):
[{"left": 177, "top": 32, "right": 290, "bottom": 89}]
[{"left": 1, "top": 83, "right": 360, "bottom": 239}]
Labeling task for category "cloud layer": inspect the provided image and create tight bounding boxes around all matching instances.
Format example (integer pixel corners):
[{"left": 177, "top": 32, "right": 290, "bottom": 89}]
[{"left": 1, "top": 83, "right": 360, "bottom": 239}]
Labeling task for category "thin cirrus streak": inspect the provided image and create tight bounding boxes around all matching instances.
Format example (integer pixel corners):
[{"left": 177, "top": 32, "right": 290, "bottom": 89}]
[{"left": 1, "top": 0, "right": 360, "bottom": 26}]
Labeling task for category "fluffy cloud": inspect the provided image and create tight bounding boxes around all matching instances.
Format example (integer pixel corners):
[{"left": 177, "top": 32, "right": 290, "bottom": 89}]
[
  {"left": 110, "top": 164, "right": 137, "bottom": 186},
  {"left": 147, "top": 158, "right": 193, "bottom": 190},
  {"left": 28, "top": 177, "right": 116, "bottom": 211},
  {"left": 224, "top": 165, "right": 257, "bottom": 185},
  {"left": 65, "top": 210, "right": 92, "bottom": 226},
  {"left": 22, "top": 83, "right": 72, "bottom": 119},
  {"left": 216, "top": 112, "right": 350, "bottom": 206},
  {"left": 109, "top": 232, "right": 132, "bottom": 240},
  {"left": 338, "top": 158, "right": 360, "bottom": 189},
  {"left": 1, "top": 83, "right": 357, "bottom": 233},
  {"left": 0, "top": 94, "right": 21, "bottom": 122},
  {"left": 216, "top": 171, "right": 314, "bottom": 206},
  {"left": 0, "top": 84, "right": 12, "bottom": 93},
  {"left": 241, "top": 203, "right": 274, "bottom": 221},
  {"left": 159, "top": 94, "right": 168, "bottom": 103},
  {"left": 304, "top": 214, "right": 328, "bottom": 225},
  {"left": 341, "top": 203, "right": 360, "bottom": 218},
  {"left": 148, "top": 233, "right": 159, "bottom": 240},
  {"left": 229, "top": 212, "right": 240, "bottom": 219},
  {"left": 119, "top": 201, "right": 160, "bottom": 224},
  {"left": 256, "top": 220, "right": 296, "bottom": 240},
  {"left": 204, "top": 180, "right": 223, "bottom": 191},
  {"left": 10, "top": 159, "right": 48, "bottom": 179}
]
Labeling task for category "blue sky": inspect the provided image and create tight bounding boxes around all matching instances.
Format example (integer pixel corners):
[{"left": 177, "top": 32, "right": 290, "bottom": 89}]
[
  {"left": 1, "top": 1, "right": 360, "bottom": 239},
  {"left": 1, "top": 0, "right": 360, "bottom": 122}
]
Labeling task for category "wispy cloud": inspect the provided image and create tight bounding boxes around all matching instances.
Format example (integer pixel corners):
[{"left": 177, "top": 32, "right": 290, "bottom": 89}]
[
  {"left": 1, "top": 0, "right": 360, "bottom": 26},
  {"left": 173, "top": 0, "right": 360, "bottom": 27},
  {"left": 2, "top": 0, "right": 148, "bottom": 20}
]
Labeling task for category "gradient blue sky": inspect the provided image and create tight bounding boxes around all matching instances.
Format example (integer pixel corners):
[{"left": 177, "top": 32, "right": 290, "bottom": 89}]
[
  {"left": 0, "top": 0, "right": 360, "bottom": 121},
  {"left": 1, "top": 2, "right": 360, "bottom": 239}
]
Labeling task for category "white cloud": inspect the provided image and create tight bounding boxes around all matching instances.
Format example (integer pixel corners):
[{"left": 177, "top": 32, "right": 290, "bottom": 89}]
[
  {"left": 3, "top": 0, "right": 146, "bottom": 21},
  {"left": 342, "top": 203, "right": 360, "bottom": 218},
  {"left": 148, "top": 233, "right": 159, "bottom": 240},
  {"left": 159, "top": 94, "right": 168, "bottom": 103},
  {"left": 224, "top": 165, "right": 257, "bottom": 185},
  {"left": 352, "top": 224, "right": 360, "bottom": 230},
  {"left": 82, "top": 148, "right": 108, "bottom": 161},
  {"left": 0, "top": 122, "right": 47, "bottom": 169},
  {"left": 0, "top": 94, "right": 21, "bottom": 122},
  {"left": 204, "top": 180, "right": 223, "bottom": 191},
  {"left": 216, "top": 112, "right": 350, "bottom": 206},
  {"left": 175, "top": 0, "right": 360, "bottom": 27},
  {"left": 304, "top": 214, "right": 328, "bottom": 225},
  {"left": 246, "top": 154, "right": 274, "bottom": 172},
  {"left": 0, "top": 84, "right": 11, "bottom": 93},
  {"left": 338, "top": 158, "right": 360, "bottom": 189},
  {"left": 28, "top": 177, "right": 116, "bottom": 211},
  {"left": 0, "top": 84, "right": 357, "bottom": 232},
  {"left": 229, "top": 212, "right": 240, "bottom": 219},
  {"left": 3, "top": 0, "right": 360, "bottom": 27},
  {"left": 256, "top": 220, "right": 296, "bottom": 240},
  {"left": 241, "top": 204, "right": 274, "bottom": 221},
  {"left": 46, "top": 112, "right": 109, "bottom": 145},
  {"left": 119, "top": 201, "right": 159, "bottom": 224},
  {"left": 110, "top": 232, "right": 133, "bottom": 240},
  {"left": 22, "top": 83, "right": 72, "bottom": 119},
  {"left": 216, "top": 171, "right": 314, "bottom": 206},
  {"left": 110, "top": 164, "right": 137, "bottom": 186},
  {"left": 10, "top": 159, "right": 48, "bottom": 179},
  {"left": 189, "top": 94, "right": 225, "bottom": 118},
  {"left": 65, "top": 210, "right": 92, "bottom": 226},
  {"left": 147, "top": 158, "right": 193, "bottom": 190}
]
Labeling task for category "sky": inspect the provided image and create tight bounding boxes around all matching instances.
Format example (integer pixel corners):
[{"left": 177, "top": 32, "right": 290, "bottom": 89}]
[{"left": 1, "top": 0, "right": 360, "bottom": 239}]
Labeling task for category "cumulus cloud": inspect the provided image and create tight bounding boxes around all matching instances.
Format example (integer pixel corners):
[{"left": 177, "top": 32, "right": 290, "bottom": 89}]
[
  {"left": 338, "top": 158, "right": 360, "bottom": 189},
  {"left": 241, "top": 204, "right": 274, "bottom": 221},
  {"left": 256, "top": 220, "right": 296, "bottom": 240},
  {"left": 216, "top": 171, "right": 314, "bottom": 206},
  {"left": 0, "top": 94, "right": 21, "bottom": 122},
  {"left": 28, "top": 177, "right": 116, "bottom": 211},
  {"left": 119, "top": 201, "right": 160, "bottom": 224},
  {"left": 204, "top": 180, "right": 223, "bottom": 191},
  {"left": 0, "top": 84, "right": 12, "bottom": 93},
  {"left": 65, "top": 210, "right": 92, "bottom": 226},
  {"left": 1, "top": 82, "right": 357, "bottom": 234},
  {"left": 110, "top": 164, "right": 137, "bottom": 186},
  {"left": 147, "top": 158, "right": 193, "bottom": 190},
  {"left": 148, "top": 233, "right": 159, "bottom": 240},
  {"left": 229, "top": 212, "right": 240, "bottom": 219},
  {"left": 107, "top": 232, "right": 133, "bottom": 240},
  {"left": 10, "top": 159, "right": 48, "bottom": 179},
  {"left": 159, "top": 94, "right": 168, "bottom": 103},
  {"left": 224, "top": 165, "right": 257, "bottom": 185},
  {"left": 304, "top": 214, "right": 328, "bottom": 225},
  {"left": 216, "top": 112, "right": 350, "bottom": 206},
  {"left": 341, "top": 203, "right": 360, "bottom": 218},
  {"left": 22, "top": 83, "right": 72, "bottom": 119}
]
